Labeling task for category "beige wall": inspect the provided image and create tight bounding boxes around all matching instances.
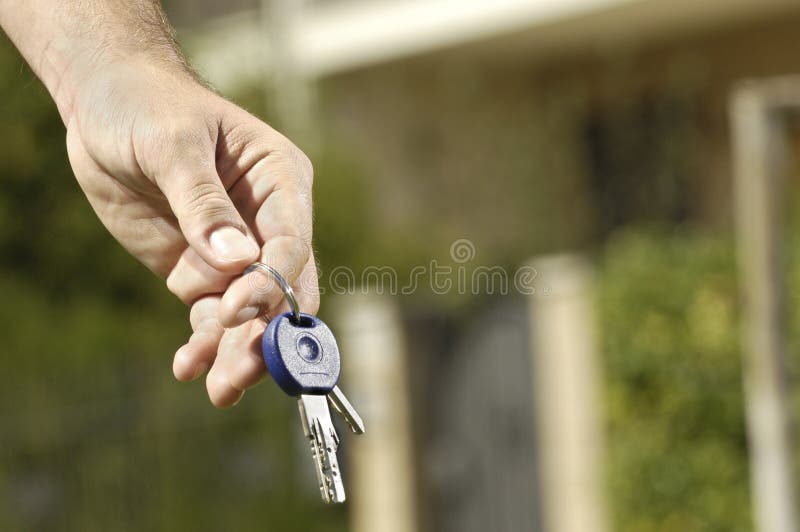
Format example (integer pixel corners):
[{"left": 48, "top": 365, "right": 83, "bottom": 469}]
[{"left": 318, "top": 14, "right": 800, "bottom": 263}]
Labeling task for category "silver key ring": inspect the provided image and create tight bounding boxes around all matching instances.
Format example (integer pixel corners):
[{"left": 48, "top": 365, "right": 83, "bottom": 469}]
[{"left": 244, "top": 262, "right": 302, "bottom": 324}]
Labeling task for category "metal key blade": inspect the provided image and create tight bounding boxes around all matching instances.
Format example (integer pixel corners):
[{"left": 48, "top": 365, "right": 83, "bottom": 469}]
[
  {"left": 297, "top": 394, "right": 346, "bottom": 503},
  {"left": 327, "top": 385, "right": 365, "bottom": 435}
]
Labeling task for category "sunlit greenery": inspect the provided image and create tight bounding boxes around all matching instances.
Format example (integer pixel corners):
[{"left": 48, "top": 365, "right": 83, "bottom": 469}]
[
  {"left": 2, "top": 13, "right": 799, "bottom": 530},
  {"left": 598, "top": 228, "right": 751, "bottom": 532},
  {"left": 0, "top": 36, "right": 346, "bottom": 532}
]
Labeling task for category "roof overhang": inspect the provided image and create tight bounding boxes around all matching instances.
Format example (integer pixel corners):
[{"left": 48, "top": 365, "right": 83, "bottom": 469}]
[{"left": 182, "top": 0, "right": 800, "bottom": 90}]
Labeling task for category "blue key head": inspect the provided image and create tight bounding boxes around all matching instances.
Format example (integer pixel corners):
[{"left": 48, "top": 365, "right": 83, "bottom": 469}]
[{"left": 262, "top": 312, "right": 341, "bottom": 396}]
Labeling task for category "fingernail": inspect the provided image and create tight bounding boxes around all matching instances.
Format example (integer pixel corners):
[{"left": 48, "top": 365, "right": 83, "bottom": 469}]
[
  {"left": 209, "top": 227, "right": 259, "bottom": 262},
  {"left": 233, "top": 305, "right": 260, "bottom": 325}
]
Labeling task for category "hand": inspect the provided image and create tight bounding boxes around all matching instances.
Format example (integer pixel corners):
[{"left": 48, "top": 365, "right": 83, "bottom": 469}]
[{"left": 65, "top": 59, "right": 320, "bottom": 406}]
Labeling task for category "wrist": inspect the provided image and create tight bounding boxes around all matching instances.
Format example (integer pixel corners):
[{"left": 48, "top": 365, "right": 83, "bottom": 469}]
[
  {"left": 0, "top": 0, "right": 189, "bottom": 124},
  {"left": 53, "top": 46, "right": 192, "bottom": 125}
]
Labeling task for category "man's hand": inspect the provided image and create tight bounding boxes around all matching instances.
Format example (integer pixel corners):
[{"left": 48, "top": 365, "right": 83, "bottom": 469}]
[
  {"left": 68, "top": 60, "right": 320, "bottom": 407},
  {"left": 0, "top": 0, "right": 320, "bottom": 407}
]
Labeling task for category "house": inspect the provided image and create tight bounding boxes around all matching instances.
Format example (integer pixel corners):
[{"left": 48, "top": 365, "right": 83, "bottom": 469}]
[{"left": 171, "top": 2, "right": 800, "bottom": 531}]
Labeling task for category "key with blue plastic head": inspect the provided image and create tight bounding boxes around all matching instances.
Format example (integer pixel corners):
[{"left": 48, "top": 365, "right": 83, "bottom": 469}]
[{"left": 262, "top": 311, "right": 365, "bottom": 503}]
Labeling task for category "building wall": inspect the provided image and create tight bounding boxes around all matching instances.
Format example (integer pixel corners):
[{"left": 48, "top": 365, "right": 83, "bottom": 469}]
[{"left": 318, "top": 13, "right": 800, "bottom": 266}]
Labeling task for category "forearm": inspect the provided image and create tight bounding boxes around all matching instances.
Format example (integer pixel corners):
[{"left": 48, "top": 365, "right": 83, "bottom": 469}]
[{"left": 0, "top": 0, "right": 187, "bottom": 121}]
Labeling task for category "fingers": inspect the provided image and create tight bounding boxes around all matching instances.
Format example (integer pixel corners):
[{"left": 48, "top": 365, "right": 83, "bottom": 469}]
[
  {"left": 156, "top": 132, "right": 260, "bottom": 272},
  {"left": 202, "top": 256, "right": 317, "bottom": 407},
  {"left": 218, "top": 235, "right": 310, "bottom": 325},
  {"left": 174, "top": 296, "right": 269, "bottom": 408},
  {"left": 171, "top": 251, "right": 318, "bottom": 408},
  {"left": 205, "top": 319, "right": 268, "bottom": 408},
  {"left": 217, "top": 172, "right": 314, "bottom": 326},
  {"left": 265, "top": 253, "right": 320, "bottom": 320},
  {"left": 167, "top": 117, "right": 319, "bottom": 407},
  {"left": 166, "top": 247, "right": 236, "bottom": 304},
  {"left": 173, "top": 296, "right": 224, "bottom": 381}
]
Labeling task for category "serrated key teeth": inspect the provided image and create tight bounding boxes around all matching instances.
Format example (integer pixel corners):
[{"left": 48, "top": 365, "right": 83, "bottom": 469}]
[{"left": 298, "top": 395, "right": 347, "bottom": 504}]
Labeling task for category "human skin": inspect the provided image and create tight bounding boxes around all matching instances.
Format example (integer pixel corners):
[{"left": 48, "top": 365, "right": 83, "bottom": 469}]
[{"left": 0, "top": 0, "right": 320, "bottom": 407}]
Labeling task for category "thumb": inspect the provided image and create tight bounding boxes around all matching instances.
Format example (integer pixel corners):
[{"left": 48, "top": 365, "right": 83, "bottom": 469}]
[{"left": 158, "top": 154, "right": 259, "bottom": 272}]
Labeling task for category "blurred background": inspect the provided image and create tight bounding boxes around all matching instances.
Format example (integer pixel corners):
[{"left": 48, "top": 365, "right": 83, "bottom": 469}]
[{"left": 3, "top": 0, "right": 800, "bottom": 531}]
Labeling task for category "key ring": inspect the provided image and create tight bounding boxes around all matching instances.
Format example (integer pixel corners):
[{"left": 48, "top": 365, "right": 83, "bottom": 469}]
[{"left": 244, "top": 262, "right": 302, "bottom": 324}]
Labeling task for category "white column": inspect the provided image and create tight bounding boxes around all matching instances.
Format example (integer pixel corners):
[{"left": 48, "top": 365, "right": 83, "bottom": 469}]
[
  {"left": 731, "top": 81, "right": 798, "bottom": 532},
  {"left": 527, "top": 255, "right": 607, "bottom": 532},
  {"left": 332, "top": 293, "right": 417, "bottom": 532}
]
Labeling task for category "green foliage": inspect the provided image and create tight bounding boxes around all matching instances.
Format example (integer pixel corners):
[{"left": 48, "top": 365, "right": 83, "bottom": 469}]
[
  {"left": 784, "top": 188, "right": 800, "bottom": 479},
  {"left": 598, "top": 228, "right": 751, "bottom": 532},
  {"left": 0, "top": 36, "right": 346, "bottom": 532}
]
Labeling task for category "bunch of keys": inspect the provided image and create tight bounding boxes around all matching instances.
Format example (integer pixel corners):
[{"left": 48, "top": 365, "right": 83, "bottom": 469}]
[{"left": 245, "top": 263, "right": 365, "bottom": 504}]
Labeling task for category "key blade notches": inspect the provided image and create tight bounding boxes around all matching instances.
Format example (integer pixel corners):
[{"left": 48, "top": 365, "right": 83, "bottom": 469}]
[
  {"left": 257, "top": 300, "right": 363, "bottom": 504},
  {"left": 298, "top": 395, "right": 346, "bottom": 503}
]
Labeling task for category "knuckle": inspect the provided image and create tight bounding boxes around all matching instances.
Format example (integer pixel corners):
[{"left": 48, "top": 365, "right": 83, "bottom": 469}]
[
  {"left": 293, "top": 148, "right": 314, "bottom": 185},
  {"left": 275, "top": 140, "right": 313, "bottom": 187},
  {"left": 230, "top": 357, "right": 265, "bottom": 391},
  {"left": 250, "top": 284, "right": 283, "bottom": 309},
  {"left": 299, "top": 239, "right": 312, "bottom": 267},
  {"left": 152, "top": 116, "right": 215, "bottom": 169},
  {"left": 182, "top": 182, "right": 233, "bottom": 218},
  {"left": 189, "top": 296, "right": 221, "bottom": 330},
  {"left": 266, "top": 236, "right": 310, "bottom": 277},
  {"left": 298, "top": 237, "right": 312, "bottom": 263},
  {"left": 298, "top": 221, "right": 313, "bottom": 243},
  {"left": 165, "top": 269, "right": 189, "bottom": 302}
]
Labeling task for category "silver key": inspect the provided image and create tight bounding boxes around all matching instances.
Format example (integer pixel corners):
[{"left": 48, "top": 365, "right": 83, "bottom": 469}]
[
  {"left": 298, "top": 394, "right": 346, "bottom": 503},
  {"left": 328, "top": 385, "right": 365, "bottom": 435},
  {"left": 246, "top": 264, "right": 365, "bottom": 504}
]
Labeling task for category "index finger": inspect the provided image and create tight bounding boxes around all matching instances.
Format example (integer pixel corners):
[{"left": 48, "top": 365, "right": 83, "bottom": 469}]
[{"left": 218, "top": 172, "right": 314, "bottom": 327}]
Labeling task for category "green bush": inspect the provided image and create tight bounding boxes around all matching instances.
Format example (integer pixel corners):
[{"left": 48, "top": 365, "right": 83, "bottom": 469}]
[
  {"left": 598, "top": 228, "right": 751, "bottom": 532},
  {"left": 0, "top": 36, "right": 346, "bottom": 532}
]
